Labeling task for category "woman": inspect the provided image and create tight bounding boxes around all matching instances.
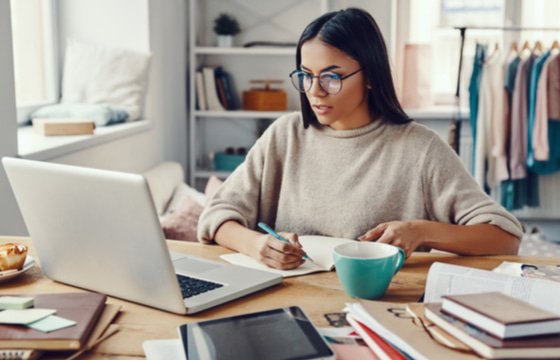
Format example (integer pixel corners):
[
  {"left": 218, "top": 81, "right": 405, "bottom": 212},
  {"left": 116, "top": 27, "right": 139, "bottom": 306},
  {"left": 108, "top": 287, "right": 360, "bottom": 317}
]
[{"left": 198, "top": 8, "right": 522, "bottom": 270}]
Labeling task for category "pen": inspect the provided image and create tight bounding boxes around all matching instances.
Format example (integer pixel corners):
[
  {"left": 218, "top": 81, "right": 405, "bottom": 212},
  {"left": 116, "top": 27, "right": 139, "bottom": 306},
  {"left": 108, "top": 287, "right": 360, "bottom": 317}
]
[{"left": 257, "top": 222, "right": 313, "bottom": 261}]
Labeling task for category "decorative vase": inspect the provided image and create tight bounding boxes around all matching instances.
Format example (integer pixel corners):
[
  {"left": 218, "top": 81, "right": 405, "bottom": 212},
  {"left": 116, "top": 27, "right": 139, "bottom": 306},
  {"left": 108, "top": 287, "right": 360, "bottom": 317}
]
[{"left": 217, "top": 35, "right": 233, "bottom": 47}]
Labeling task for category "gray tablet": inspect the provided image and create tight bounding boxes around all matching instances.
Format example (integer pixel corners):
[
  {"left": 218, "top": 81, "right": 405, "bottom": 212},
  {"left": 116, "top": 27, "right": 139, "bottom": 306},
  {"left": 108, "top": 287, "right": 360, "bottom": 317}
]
[{"left": 178, "top": 306, "right": 335, "bottom": 360}]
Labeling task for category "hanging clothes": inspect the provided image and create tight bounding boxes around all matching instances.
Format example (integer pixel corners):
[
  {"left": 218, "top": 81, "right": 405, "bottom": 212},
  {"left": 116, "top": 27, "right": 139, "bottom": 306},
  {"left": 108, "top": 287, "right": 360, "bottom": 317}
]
[
  {"left": 509, "top": 53, "right": 535, "bottom": 180},
  {"left": 533, "top": 53, "right": 558, "bottom": 161},
  {"left": 527, "top": 51, "right": 551, "bottom": 167},
  {"left": 475, "top": 48, "right": 508, "bottom": 188},
  {"left": 500, "top": 52, "right": 540, "bottom": 211},
  {"left": 468, "top": 43, "right": 488, "bottom": 173}
]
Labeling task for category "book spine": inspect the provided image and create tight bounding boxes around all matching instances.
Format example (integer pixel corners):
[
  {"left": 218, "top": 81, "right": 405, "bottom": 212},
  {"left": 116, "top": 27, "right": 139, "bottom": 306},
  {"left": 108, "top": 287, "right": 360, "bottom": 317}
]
[
  {"left": 347, "top": 314, "right": 406, "bottom": 360},
  {"left": 214, "top": 68, "right": 228, "bottom": 109},
  {"left": 202, "top": 67, "right": 225, "bottom": 111},
  {"left": 195, "top": 71, "right": 207, "bottom": 111}
]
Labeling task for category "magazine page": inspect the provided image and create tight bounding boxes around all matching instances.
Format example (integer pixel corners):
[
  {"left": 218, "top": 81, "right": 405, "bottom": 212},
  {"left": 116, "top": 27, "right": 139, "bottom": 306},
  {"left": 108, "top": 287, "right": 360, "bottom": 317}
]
[
  {"left": 493, "top": 261, "right": 560, "bottom": 283},
  {"left": 424, "top": 262, "right": 560, "bottom": 315}
]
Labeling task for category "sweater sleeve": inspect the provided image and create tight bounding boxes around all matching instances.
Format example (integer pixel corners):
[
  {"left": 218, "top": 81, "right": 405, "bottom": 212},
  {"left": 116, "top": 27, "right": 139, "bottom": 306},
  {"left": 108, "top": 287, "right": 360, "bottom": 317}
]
[
  {"left": 422, "top": 134, "right": 523, "bottom": 239},
  {"left": 196, "top": 125, "right": 272, "bottom": 244}
]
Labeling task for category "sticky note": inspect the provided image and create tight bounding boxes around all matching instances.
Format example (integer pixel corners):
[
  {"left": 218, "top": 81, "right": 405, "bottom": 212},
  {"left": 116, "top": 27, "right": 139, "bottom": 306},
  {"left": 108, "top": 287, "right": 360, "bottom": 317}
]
[
  {"left": 28, "top": 315, "right": 77, "bottom": 333},
  {"left": 0, "top": 309, "right": 56, "bottom": 325},
  {"left": 0, "top": 296, "right": 34, "bottom": 310}
]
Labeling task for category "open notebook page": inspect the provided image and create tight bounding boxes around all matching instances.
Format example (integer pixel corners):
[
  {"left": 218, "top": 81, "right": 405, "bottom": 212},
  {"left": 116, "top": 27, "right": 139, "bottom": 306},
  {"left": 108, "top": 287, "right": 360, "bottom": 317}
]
[{"left": 220, "top": 235, "right": 355, "bottom": 278}]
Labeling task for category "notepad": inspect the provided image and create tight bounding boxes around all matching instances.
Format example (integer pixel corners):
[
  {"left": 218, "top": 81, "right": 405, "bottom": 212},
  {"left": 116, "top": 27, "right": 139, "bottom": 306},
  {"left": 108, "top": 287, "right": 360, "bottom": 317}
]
[{"left": 220, "top": 235, "right": 355, "bottom": 277}]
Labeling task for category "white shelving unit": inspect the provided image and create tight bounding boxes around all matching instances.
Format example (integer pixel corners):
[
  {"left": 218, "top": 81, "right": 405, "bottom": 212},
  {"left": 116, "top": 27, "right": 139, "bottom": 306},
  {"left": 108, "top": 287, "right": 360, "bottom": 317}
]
[{"left": 187, "top": 0, "right": 328, "bottom": 188}]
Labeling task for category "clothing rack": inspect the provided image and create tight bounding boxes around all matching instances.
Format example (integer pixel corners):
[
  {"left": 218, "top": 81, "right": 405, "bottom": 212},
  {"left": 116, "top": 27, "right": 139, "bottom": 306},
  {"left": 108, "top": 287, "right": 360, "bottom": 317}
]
[
  {"left": 451, "top": 26, "right": 560, "bottom": 155},
  {"left": 454, "top": 26, "right": 560, "bottom": 98}
]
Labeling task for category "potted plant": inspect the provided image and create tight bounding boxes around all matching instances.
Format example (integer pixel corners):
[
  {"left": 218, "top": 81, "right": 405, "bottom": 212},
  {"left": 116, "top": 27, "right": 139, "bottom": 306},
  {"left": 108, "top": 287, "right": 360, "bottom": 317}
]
[{"left": 213, "top": 13, "right": 240, "bottom": 47}]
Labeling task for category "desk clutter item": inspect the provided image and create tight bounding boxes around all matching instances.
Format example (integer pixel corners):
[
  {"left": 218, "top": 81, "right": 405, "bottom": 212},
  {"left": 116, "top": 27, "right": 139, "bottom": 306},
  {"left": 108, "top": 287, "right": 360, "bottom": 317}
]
[
  {"left": 441, "top": 292, "right": 560, "bottom": 339},
  {"left": 425, "top": 303, "right": 560, "bottom": 359},
  {"left": 0, "top": 256, "right": 35, "bottom": 283},
  {"left": 0, "top": 296, "right": 33, "bottom": 310},
  {"left": 0, "top": 243, "right": 28, "bottom": 272},
  {"left": 220, "top": 235, "right": 356, "bottom": 277},
  {"left": 0, "top": 292, "right": 107, "bottom": 350},
  {"left": 178, "top": 306, "right": 335, "bottom": 360},
  {"left": 242, "top": 80, "right": 287, "bottom": 111},
  {"left": 32, "top": 118, "right": 96, "bottom": 136}
]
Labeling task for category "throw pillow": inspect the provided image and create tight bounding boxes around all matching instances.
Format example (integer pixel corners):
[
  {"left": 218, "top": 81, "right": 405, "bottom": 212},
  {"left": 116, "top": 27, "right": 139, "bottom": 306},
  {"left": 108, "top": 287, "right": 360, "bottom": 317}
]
[
  {"left": 28, "top": 103, "right": 128, "bottom": 126},
  {"left": 161, "top": 196, "right": 204, "bottom": 242},
  {"left": 204, "top": 176, "right": 224, "bottom": 201},
  {"left": 61, "top": 39, "right": 151, "bottom": 121}
]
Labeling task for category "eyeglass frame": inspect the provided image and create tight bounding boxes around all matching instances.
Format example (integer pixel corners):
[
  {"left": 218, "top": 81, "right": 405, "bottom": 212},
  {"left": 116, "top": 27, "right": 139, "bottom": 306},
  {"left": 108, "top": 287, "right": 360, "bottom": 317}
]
[{"left": 289, "top": 68, "right": 363, "bottom": 95}]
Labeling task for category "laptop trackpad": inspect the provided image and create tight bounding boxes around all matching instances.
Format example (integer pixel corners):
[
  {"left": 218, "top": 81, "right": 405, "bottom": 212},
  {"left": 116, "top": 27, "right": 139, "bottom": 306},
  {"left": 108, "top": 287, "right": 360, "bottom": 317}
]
[{"left": 173, "top": 256, "right": 223, "bottom": 275}]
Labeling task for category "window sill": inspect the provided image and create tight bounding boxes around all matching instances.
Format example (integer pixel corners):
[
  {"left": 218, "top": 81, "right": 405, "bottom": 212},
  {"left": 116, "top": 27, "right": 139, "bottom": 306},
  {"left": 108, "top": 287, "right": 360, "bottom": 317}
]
[
  {"left": 18, "top": 120, "right": 151, "bottom": 161},
  {"left": 404, "top": 105, "right": 470, "bottom": 120}
]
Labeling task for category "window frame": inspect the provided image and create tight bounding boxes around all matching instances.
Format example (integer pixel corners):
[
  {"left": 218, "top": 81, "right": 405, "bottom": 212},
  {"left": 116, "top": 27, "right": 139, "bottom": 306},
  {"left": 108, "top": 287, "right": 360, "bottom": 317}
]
[
  {"left": 12, "top": 0, "right": 60, "bottom": 124},
  {"left": 395, "top": 0, "right": 523, "bottom": 106}
]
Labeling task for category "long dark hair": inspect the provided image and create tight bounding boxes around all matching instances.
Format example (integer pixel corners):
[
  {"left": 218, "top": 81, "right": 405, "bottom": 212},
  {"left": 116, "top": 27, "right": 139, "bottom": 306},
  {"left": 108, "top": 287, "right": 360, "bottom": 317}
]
[{"left": 296, "top": 8, "right": 411, "bottom": 128}]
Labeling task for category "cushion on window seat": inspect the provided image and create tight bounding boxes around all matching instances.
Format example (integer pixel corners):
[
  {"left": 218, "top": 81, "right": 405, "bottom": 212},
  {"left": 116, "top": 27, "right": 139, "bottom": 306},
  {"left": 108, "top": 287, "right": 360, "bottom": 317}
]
[{"left": 28, "top": 103, "right": 128, "bottom": 126}]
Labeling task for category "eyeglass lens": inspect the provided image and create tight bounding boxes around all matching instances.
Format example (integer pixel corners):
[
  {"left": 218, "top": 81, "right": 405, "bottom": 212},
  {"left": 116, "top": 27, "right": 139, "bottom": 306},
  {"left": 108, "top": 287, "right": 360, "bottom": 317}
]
[{"left": 290, "top": 71, "right": 341, "bottom": 94}]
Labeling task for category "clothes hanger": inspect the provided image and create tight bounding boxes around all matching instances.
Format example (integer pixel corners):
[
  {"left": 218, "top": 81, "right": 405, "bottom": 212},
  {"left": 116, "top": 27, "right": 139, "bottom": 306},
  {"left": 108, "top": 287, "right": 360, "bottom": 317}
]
[
  {"left": 510, "top": 41, "right": 519, "bottom": 54},
  {"left": 552, "top": 40, "right": 560, "bottom": 54},
  {"left": 533, "top": 40, "right": 543, "bottom": 54}
]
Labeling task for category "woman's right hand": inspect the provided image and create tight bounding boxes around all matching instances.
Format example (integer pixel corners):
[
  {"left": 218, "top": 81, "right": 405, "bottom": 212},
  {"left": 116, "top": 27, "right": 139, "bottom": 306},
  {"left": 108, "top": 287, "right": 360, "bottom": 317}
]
[{"left": 252, "top": 232, "right": 306, "bottom": 270}]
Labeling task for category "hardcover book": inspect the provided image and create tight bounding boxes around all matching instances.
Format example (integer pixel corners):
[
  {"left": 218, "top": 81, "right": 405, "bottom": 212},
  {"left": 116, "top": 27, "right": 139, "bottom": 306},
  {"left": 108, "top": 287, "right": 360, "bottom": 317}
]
[
  {"left": 32, "top": 118, "right": 95, "bottom": 136},
  {"left": 441, "top": 292, "right": 560, "bottom": 338},
  {"left": 425, "top": 303, "right": 560, "bottom": 359},
  {"left": 0, "top": 292, "right": 106, "bottom": 350}
]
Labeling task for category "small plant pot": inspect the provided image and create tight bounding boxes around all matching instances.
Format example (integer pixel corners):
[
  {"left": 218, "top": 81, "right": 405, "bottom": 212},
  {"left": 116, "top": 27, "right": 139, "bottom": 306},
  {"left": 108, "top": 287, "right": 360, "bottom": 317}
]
[{"left": 217, "top": 35, "right": 233, "bottom": 47}]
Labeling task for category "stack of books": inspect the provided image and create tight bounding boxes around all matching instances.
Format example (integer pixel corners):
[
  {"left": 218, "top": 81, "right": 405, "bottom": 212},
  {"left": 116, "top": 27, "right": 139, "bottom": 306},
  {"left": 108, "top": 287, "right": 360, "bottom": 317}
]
[
  {"left": 0, "top": 292, "right": 121, "bottom": 359},
  {"left": 343, "top": 262, "right": 560, "bottom": 359},
  {"left": 424, "top": 292, "right": 560, "bottom": 359}
]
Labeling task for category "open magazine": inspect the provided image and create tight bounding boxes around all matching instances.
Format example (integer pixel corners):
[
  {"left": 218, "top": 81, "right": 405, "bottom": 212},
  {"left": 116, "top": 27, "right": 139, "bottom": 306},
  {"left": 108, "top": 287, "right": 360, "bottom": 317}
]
[
  {"left": 493, "top": 261, "right": 560, "bottom": 283},
  {"left": 424, "top": 262, "right": 560, "bottom": 315}
]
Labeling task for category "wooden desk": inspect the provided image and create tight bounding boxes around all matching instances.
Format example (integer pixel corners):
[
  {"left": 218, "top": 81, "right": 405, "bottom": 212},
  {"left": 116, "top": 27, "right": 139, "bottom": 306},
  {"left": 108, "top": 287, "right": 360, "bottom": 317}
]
[{"left": 2, "top": 236, "right": 560, "bottom": 359}]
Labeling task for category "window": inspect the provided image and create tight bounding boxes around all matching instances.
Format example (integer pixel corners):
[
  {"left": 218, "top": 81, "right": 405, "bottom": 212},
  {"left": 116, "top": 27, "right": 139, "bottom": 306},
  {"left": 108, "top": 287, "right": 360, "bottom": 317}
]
[
  {"left": 397, "top": 0, "right": 559, "bottom": 106},
  {"left": 10, "top": 0, "right": 58, "bottom": 121}
]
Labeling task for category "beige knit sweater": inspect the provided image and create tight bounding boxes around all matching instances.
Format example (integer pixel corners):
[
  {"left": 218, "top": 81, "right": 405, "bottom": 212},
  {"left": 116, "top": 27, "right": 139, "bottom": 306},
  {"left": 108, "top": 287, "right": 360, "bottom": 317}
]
[{"left": 198, "top": 112, "right": 523, "bottom": 243}]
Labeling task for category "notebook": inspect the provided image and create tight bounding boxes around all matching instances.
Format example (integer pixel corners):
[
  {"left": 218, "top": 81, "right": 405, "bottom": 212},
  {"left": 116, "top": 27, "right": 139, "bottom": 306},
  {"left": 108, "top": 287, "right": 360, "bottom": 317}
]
[
  {"left": 220, "top": 235, "right": 356, "bottom": 277},
  {"left": 0, "top": 293, "right": 106, "bottom": 350},
  {"left": 2, "top": 157, "right": 282, "bottom": 315}
]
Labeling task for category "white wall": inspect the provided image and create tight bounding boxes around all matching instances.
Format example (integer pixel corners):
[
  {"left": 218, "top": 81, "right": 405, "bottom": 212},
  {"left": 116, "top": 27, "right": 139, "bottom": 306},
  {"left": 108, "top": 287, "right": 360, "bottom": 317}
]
[
  {"left": 0, "top": 0, "right": 188, "bottom": 235},
  {"left": 0, "top": 0, "right": 26, "bottom": 235}
]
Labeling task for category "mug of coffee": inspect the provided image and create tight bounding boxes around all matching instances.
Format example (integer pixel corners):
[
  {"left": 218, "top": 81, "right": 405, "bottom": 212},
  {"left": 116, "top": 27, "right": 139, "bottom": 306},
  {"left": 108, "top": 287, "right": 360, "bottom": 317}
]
[{"left": 333, "top": 242, "right": 405, "bottom": 299}]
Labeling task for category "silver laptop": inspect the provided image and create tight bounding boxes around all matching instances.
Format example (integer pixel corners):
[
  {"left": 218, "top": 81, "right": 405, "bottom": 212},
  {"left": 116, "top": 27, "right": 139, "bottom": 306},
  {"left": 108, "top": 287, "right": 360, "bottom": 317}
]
[{"left": 2, "top": 157, "right": 282, "bottom": 314}]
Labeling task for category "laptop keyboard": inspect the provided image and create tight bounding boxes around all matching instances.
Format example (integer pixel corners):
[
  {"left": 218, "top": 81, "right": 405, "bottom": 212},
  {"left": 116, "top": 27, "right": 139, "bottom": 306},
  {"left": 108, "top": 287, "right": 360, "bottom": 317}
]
[{"left": 176, "top": 274, "right": 223, "bottom": 298}]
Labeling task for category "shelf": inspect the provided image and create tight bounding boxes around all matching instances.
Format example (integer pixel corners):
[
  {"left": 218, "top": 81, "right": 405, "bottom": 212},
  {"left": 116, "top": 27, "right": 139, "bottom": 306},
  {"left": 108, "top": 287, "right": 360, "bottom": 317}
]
[
  {"left": 405, "top": 105, "right": 470, "bottom": 120},
  {"left": 18, "top": 120, "right": 151, "bottom": 161},
  {"left": 195, "top": 169, "right": 231, "bottom": 179},
  {"left": 194, "top": 110, "right": 294, "bottom": 119},
  {"left": 195, "top": 46, "right": 296, "bottom": 56}
]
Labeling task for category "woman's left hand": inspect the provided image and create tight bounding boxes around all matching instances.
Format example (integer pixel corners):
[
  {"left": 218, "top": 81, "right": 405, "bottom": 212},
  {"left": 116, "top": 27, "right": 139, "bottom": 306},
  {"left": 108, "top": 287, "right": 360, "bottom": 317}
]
[{"left": 358, "top": 220, "right": 426, "bottom": 258}]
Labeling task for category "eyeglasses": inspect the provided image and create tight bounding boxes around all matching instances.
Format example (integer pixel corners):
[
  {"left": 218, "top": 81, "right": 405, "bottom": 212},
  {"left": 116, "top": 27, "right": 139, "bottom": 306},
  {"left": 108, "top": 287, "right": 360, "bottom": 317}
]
[{"left": 289, "top": 68, "right": 362, "bottom": 95}]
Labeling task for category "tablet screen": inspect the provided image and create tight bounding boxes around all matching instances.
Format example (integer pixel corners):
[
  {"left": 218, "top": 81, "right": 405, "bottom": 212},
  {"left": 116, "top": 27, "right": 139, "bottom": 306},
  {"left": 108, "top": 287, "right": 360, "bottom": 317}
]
[{"left": 180, "top": 306, "right": 334, "bottom": 360}]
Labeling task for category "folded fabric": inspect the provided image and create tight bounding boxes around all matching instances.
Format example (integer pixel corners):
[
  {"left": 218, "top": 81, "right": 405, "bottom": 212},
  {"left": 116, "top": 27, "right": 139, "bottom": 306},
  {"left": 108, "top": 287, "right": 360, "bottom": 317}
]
[{"left": 28, "top": 103, "right": 129, "bottom": 126}]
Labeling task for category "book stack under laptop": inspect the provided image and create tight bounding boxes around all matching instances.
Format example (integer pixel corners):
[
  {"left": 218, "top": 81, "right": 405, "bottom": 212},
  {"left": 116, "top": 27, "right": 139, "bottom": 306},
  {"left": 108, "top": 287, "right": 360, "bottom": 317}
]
[
  {"left": 424, "top": 292, "right": 560, "bottom": 359},
  {"left": 0, "top": 292, "right": 121, "bottom": 359}
]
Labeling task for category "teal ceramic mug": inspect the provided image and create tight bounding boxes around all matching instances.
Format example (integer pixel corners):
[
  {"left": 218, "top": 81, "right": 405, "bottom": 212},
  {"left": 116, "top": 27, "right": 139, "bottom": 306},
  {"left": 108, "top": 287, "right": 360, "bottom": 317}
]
[{"left": 333, "top": 242, "right": 405, "bottom": 299}]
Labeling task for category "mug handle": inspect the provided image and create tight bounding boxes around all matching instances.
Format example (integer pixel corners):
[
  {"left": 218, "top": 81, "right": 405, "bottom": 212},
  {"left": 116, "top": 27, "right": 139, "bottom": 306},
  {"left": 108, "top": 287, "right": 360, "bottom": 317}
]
[{"left": 393, "top": 248, "right": 405, "bottom": 275}]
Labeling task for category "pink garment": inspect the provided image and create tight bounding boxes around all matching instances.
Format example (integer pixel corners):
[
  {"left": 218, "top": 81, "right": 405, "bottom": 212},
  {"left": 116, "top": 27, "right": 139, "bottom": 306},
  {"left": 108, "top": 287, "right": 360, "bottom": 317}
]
[
  {"left": 510, "top": 56, "right": 532, "bottom": 180},
  {"left": 533, "top": 54, "right": 558, "bottom": 161},
  {"left": 548, "top": 54, "right": 560, "bottom": 120}
]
